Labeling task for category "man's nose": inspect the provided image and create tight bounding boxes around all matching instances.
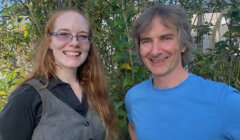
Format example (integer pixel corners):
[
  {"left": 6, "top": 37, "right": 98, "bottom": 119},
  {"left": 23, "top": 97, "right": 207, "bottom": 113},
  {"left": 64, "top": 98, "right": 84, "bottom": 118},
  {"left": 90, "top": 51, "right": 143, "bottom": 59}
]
[{"left": 151, "top": 41, "right": 162, "bottom": 56}]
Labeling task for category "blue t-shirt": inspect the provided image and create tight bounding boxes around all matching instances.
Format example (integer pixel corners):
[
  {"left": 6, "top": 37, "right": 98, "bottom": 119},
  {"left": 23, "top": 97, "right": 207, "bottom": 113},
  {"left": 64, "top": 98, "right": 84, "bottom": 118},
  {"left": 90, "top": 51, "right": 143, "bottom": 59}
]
[{"left": 125, "top": 73, "right": 240, "bottom": 140}]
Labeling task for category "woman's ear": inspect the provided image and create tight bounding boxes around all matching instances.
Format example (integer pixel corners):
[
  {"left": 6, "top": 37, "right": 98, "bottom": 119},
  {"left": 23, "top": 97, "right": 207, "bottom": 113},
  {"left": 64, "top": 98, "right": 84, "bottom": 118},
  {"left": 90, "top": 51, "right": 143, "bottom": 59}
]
[{"left": 49, "top": 38, "right": 53, "bottom": 49}]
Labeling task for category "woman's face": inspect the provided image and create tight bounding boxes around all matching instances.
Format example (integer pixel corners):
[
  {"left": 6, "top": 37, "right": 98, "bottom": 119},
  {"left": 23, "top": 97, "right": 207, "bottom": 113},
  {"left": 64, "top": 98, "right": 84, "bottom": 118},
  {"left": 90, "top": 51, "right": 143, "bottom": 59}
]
[{"left": 49, "top": 11, "right": 91, "bottom": 71}]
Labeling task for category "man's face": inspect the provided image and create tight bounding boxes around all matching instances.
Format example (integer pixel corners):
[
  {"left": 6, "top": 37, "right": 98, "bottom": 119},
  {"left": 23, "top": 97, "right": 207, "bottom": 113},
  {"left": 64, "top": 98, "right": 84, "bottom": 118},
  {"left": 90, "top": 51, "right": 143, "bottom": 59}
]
[{"left": 139, "top": 17, "right": 186, "bottom": 79}]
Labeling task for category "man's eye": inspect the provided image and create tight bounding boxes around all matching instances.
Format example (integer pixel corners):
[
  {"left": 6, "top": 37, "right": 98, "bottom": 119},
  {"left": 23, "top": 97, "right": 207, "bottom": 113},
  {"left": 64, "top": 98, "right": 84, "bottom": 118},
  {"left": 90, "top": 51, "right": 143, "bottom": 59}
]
[
  {"left": 140, "top": 40, "right": 150, "bottom": 44},
  {"left": 163, "top": 36, "right": 172, "bottom": 41}
]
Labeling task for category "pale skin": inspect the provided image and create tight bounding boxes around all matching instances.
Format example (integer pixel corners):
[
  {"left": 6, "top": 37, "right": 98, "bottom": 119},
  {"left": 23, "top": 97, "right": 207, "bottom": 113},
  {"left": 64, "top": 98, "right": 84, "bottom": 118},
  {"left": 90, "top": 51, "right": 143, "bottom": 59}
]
[
  {"left": 49, "top": 11, "right": 90, "bottom": 102},
  {"left": 56, "top": 67, "right": 83, "bottom": 102},
  {"left": 129, "top": 16, "right": 189, "bottom": 139},
  {"left": 129, "top": 122, "right": 137, "bottom": 140}
]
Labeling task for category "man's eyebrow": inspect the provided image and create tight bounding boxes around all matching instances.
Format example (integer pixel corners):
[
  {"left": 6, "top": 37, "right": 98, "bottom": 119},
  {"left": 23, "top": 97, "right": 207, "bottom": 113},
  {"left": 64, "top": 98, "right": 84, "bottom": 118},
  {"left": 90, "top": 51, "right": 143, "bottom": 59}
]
[
  {"left": 140, "top": 33, "right": 175, "bottom": 40},
  {"left": 159, "top": 33, "right": 175, "bottom": 37},
  {"left": 139, "top": 37, "right": 151, "bottom": 41}
]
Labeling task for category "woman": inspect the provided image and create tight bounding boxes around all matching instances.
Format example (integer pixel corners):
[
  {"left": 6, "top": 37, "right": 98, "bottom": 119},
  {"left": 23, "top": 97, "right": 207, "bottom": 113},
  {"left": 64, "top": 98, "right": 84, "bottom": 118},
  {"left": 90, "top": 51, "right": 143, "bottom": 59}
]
[{"left": 0, "top": 8, "right": 119, "bottom": 140}]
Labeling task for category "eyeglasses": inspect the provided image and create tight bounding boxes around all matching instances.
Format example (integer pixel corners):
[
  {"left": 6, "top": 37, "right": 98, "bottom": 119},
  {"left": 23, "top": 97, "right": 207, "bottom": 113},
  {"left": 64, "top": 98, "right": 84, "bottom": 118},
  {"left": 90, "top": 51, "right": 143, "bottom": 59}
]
[{"left": 49, "top": 32, "right": 91, "bottom": 44}]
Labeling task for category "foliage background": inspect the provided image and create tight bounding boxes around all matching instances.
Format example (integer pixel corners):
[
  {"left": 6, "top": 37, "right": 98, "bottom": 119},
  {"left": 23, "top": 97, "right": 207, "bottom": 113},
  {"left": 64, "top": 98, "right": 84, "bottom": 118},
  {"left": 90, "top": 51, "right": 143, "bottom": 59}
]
[{"left": 0, "top": 0, "right": 239, "bottom": 138}]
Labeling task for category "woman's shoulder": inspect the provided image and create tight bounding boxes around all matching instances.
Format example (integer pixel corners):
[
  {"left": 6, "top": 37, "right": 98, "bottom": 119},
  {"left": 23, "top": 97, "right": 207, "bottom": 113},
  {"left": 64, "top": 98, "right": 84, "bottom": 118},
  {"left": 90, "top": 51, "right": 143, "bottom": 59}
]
[
  {"left": 2, "top": 80, "right": 42, "bottom": 122},
  {"left": 8, "top": 81, "right": 41, "bottom": 102},
  {"left": 0, "top": 80, "right": 42, "bottom": 139},
  {"left": 5, "top": 80, "right": 43, "bottom": 116}
]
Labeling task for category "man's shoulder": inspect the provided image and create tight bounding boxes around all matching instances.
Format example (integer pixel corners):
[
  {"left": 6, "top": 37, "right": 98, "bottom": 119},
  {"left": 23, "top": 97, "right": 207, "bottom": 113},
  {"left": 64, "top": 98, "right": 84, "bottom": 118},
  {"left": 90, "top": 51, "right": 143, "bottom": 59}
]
[
  {"left": 125, "top": 78, "right": 152, "bottom": 99},
  {"left": 128, "top": 78, "right": 152, "bottom": 92},
  {"left": 190, "top": 73, "right": 238, "bottom": 94}
]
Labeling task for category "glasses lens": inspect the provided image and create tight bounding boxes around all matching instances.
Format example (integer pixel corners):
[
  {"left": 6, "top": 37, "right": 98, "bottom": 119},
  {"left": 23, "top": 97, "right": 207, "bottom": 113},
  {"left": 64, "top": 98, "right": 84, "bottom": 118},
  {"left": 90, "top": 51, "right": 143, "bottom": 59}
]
[
  {"left": 77, "top": 35, "right": 90, "bottom": 43},
  {"left": 56, "top": 32, "right": 72, "bottom": 42}
]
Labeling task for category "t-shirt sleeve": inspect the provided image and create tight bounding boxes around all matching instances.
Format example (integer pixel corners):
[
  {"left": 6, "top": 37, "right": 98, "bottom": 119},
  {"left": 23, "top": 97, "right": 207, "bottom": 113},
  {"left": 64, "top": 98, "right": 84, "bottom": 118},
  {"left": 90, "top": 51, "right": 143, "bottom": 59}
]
[
  {"left": 125, "top": 91, "right": 133, "bottom": 123},
  {"left": 0, "top": 84, "right": 42, "bottom": 140},
  {"left": 221, "top": 87, "right": 240, "bottom": 139}
]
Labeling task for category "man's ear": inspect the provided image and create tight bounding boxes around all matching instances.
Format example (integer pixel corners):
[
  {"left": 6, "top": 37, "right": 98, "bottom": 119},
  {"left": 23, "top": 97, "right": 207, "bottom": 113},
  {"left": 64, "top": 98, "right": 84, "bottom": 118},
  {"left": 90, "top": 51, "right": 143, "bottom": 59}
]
[{"left": 181, "top": 45, "right": 187, "bottom": 53}]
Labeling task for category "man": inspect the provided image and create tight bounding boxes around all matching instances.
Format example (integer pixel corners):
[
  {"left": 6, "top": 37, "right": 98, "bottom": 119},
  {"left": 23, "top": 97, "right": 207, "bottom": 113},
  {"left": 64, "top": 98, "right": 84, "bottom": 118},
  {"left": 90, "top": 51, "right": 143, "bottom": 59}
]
[{"left": 125, "top": 4, "right": 240, "bottom": 140}]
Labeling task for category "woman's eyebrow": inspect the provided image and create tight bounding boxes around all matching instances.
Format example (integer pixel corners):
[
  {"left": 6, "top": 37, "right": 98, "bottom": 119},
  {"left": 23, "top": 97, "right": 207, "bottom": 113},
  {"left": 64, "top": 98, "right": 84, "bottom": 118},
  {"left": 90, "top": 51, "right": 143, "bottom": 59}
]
[
  {"left": 56, "top": 28, "right": 70, "bottom": 32},
  {"left": 56, "top": 28, "right": 89, "bottom": 34}
]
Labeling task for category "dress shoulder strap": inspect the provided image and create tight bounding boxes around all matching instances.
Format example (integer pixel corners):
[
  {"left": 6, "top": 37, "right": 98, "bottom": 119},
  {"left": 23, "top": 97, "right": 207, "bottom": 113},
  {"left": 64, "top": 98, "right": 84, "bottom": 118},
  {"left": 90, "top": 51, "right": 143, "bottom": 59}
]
[
  {"left": 25, "top": 79, "right": 51, "bottom": 103},
  {"left": 25, "top": 79, "right": 44, "bottom": 92}
]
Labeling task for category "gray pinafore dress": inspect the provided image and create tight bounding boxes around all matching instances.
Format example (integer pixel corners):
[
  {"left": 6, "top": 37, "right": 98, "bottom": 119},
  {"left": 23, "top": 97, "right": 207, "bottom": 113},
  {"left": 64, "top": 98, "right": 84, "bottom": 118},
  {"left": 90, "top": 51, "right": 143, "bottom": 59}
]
[{"left": 26, "top": 79, "right": 105, "bottom": 140}]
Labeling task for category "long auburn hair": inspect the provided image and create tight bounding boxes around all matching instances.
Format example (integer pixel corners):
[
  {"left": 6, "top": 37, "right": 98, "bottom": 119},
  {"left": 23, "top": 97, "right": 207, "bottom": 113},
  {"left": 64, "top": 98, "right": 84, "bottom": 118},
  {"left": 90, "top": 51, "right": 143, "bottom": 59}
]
[{"left": 22, "top": 8, "right": 119, "bottom": 139}]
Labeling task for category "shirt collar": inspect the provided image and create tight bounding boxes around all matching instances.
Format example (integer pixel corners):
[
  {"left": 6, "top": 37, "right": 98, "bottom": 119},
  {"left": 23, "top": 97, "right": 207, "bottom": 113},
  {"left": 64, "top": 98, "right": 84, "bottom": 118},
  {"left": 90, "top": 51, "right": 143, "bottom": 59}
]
[
  {"left": 39, "top": 76, "right": 68, "bottom": 89},
  {"left": 48, "top": 76, "right": 68, "bottom": 89}
]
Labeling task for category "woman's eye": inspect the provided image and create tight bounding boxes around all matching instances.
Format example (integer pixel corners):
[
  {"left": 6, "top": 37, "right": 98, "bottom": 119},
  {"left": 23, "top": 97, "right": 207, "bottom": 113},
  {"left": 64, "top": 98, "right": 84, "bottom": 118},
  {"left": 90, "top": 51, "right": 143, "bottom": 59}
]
[
  {"left": 78, "top": 35, "right": 88, "bottom": 39},
  {"left": 58, "top": 32, "right": 71, "bottom": 37}
]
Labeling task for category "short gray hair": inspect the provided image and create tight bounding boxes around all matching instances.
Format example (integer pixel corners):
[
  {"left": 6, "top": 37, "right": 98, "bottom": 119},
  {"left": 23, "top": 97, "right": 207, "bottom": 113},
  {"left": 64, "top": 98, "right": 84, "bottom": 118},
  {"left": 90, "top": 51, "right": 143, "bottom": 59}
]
[{"left": 131, "top": 4, "right": 194, "bottom": 67}]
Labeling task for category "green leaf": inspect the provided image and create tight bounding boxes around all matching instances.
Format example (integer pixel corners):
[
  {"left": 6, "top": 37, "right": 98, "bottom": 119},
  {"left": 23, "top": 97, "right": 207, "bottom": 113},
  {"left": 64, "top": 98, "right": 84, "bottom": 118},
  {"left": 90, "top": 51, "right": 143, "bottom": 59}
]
[
  {"left": 9, "top": 5, "right": 15, "bottom": 13},
  {"left": 8, "top": 20, "right": 14, "bottom": 25},
  {"left": 114, "top": 101, "right": 124, "bottom": 109},
  {"left": 113, "top": 19, "right": 125, "bottom": 26},
  {"left": 123, "top": 77, "right": 134, "bottom": 87},
  {"left": 127, "top": 5, "right": 135, "bottom": 10},
  {"left": 24, "top": 31, "right": 28, "bottom": 37},
  {"left": 0, "top": 91, "right": 6, "bottom": 96},
  {"left": 117, "top": 109, "right": 126, "bottom": 117},
  {"left": 17, "top": 17, "right": 23, "bottom": 23}
]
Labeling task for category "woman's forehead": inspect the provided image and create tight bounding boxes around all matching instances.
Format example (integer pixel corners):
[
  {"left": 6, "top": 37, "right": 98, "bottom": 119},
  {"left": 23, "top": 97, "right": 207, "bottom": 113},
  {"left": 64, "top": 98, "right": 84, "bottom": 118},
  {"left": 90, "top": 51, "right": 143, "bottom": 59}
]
[{"left": 53, "top": 11, "right": 89, "bottom": 32}]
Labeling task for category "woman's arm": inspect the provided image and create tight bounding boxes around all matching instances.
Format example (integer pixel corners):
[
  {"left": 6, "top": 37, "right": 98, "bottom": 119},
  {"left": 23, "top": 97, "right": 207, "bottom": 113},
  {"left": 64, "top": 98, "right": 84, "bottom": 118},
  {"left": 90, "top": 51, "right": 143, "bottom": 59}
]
[{"left": 0, "top": 84, "right": 42, "bottom": 140}]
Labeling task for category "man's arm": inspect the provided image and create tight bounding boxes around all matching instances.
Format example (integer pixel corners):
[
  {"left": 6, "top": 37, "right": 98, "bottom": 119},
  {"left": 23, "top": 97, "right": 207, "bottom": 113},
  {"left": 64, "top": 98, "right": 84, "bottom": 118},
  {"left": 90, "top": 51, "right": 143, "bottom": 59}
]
[
  {"left": 129, "top": 122, "right": 137, "bottom": 140},
  {"left": 222, "top": 89, "right": 240, "bottom": 139}
]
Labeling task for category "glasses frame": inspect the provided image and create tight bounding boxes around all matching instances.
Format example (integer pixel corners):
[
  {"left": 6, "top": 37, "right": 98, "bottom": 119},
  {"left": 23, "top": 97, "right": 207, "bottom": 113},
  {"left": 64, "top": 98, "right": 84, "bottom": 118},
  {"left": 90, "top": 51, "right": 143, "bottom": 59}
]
[{"left": 49, "top": 31, "right": 92, "bottom": 44}]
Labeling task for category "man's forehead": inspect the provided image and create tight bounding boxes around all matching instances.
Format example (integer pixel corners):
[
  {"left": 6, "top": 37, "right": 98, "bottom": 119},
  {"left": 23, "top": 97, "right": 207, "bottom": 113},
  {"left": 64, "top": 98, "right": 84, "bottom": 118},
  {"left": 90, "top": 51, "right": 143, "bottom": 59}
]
[
  {"left": 139, "top": 17, "right": 177, "bottom": 37},
  {"left": 139, "top": 16, "right": 177, "bottom": 35}
]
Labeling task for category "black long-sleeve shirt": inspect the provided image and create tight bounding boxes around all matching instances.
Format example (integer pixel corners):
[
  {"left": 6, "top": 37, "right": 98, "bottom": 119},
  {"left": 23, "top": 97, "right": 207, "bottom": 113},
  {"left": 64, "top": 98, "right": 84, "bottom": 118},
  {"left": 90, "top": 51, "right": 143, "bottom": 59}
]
[{"left": 0, "top": 77, "right": 88, "bottom": 140}]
